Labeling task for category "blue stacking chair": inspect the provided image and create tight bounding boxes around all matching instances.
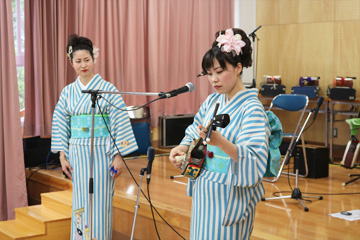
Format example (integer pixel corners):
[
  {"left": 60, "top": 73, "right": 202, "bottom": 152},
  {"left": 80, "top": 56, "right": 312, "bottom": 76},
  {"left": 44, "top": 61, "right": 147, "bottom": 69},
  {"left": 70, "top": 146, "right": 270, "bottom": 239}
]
[
  {"left": 129, "top": 122, "right": 151, "bottom": 156},
  {"left": 264, "top": 94, "right": 309, "bottom": 183}
]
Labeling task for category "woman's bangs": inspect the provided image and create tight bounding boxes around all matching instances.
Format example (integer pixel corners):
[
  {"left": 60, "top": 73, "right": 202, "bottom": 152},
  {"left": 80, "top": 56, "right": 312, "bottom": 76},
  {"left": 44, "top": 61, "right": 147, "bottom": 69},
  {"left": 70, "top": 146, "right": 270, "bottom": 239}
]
[{"left": 202, "top": 51, "right": 215, "bottom": 73}]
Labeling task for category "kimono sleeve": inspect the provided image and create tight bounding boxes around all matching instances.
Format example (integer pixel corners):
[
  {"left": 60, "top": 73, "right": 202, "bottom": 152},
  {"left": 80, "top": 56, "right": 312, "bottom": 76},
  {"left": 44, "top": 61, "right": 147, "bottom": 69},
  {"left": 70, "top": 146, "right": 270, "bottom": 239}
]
[
  {"left": 107, "top": 93, "right": 138, "bottom": 159},
  {"left": 232, "top": 101, "right": 270, "bottom": 187},
  {"left": 180, "top": 96, "right": 209, "bottom": 197},
  {"left": 51, "top": 88, "right": 71, "bottom": 159}
]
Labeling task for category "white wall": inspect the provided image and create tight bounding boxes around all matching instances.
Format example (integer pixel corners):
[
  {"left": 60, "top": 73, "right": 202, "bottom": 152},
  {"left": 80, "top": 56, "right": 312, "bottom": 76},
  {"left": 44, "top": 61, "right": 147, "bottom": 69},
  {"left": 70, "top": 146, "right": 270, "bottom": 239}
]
[{"left": 234, "top": 0, "right": 257, "bottom": 86}]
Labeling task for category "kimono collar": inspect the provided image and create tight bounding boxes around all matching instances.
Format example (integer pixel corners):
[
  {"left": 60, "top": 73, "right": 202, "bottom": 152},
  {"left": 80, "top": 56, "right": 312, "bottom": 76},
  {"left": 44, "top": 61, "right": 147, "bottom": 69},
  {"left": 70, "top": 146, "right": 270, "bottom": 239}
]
[
  {"left": 222, "top": 88, "right": 259, "bottom": 107},
  {"left": 224, "top": 89, "right": 246, "bottom": 105},
  {"left": 77, "top": 74, "right": 99, "bottom": 90}
]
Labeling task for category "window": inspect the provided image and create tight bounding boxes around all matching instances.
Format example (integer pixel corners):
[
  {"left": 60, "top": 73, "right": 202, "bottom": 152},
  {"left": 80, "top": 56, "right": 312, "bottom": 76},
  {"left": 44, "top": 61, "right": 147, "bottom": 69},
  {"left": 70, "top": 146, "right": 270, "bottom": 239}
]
[{"left": 12, "top": 0, "right": 25, "bottom": 110}]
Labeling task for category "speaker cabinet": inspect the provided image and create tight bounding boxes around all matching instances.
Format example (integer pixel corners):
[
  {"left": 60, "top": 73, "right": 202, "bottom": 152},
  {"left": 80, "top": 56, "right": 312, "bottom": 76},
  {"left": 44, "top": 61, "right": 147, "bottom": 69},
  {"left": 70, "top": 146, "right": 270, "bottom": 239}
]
[
  {"left": 294, "top": 145, "right": 329, "bottom": 178},
  {"left": 159, "top": 115, "right": 194, "bottom": 148},
  {"left": 23, "top": 136, "right": 59, "bottom": 168}
]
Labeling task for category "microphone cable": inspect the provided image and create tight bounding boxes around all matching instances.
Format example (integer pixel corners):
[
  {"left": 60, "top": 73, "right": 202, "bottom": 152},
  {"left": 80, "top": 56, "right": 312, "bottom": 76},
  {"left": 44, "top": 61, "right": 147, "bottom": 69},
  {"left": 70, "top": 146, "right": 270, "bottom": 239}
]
[
  {"left": 274, "top": 162, "right": 360, "bottom": 202},
  {"left": 99, "top": 94, "right": 163, "bottom": 112},
  {"left": 302, "top": 97, "right": 325, "bottom": 132},
  {"left": 26, "top": 152, "right": 62, "bottom": 190},
  {"left": 279, "top": 102, "right": 323, "bottom": 194},
  {"left": 95, "top": 97, "right": 186, "bottom": 240},
  {"left": 301, "top": 112, "right": 317, "bottom": 133},
  {"left": 277, "top": 96, "right": 358, "bottom": 201},
  {"left": 148, "top": 179, "right": 161, "bottom": 240}
]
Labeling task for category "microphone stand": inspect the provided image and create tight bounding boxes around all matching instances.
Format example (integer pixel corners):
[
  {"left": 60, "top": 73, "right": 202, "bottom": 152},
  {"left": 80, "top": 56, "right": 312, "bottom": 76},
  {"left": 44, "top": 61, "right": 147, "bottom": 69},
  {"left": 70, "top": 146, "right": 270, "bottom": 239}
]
[
  {"left": 261, "top": 106, "right": 323, "bottom": 211},
  {"left": 248, "top": 25, "right": 262, "bottom": 88},
  {"left": 82, "top": 90, "right": 158, "bottom": 240},
  {"left": 131, "top": 146, "right": 155, "bottom": 240},
  {"left": 82, "top": 88, "right": 186, "bottom": 239},
  {"left": 130, "top": 167, "right": 146, "bottom": 240},
  {"left": 85, "top": 90, "right": 161, "bottom": 96},
  {"left": 88, "top": 90, "right": 98, "bottom": 240}
]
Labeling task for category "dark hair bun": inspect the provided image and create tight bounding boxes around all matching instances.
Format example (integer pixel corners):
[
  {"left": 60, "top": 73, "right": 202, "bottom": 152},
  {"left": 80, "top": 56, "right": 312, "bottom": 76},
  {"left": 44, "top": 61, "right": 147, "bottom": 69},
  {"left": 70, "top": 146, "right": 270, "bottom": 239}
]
[
  {"left": 201, "top": 28, "right": 252, "bottom": 75},
  {"left": 66, "top": 34, "right": 94, "bottom": 61}
]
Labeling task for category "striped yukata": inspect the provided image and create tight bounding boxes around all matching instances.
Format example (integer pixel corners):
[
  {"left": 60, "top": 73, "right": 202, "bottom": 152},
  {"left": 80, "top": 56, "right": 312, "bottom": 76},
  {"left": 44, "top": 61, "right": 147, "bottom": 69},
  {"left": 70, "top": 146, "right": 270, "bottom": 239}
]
[
  {"left": 51, "top": 74, "right": 138, "bottom": 240},
  {"left": 180, "top": 89, "right": 270, "bottom": 240}
]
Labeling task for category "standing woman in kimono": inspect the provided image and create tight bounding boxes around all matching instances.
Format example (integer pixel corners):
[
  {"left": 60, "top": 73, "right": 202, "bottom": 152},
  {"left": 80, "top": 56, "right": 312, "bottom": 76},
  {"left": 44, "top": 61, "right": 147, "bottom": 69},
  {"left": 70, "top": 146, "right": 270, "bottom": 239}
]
[
  {"left": 169, "top": 28, "right": 270, "bottom": 240},
  {"left": 51, "top": 34, "right": 138, "bottom": 240}
]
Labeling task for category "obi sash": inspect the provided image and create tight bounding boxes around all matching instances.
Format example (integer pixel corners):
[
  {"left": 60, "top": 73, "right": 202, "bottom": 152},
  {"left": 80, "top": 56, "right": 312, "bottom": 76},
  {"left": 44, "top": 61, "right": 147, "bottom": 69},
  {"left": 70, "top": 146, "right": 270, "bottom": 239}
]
[
  {"left": 70, "top": 114, "right": 109, "bottom": 139},
  {"left": 264, "top": 110, "right": 283, "bottom": 177},
  {"left": 203, "top": 145, "right": 230, "bottom": 174}
]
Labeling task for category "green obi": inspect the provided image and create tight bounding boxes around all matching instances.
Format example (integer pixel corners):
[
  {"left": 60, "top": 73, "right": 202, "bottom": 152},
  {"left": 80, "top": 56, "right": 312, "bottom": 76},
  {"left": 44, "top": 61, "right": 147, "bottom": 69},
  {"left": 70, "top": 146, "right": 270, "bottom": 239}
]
[
  {"left": 70, "top": 114, "right": 109, "bottom": 138},
  {"left": 203, "top": 145, "right": 230, "bottom": 174}
]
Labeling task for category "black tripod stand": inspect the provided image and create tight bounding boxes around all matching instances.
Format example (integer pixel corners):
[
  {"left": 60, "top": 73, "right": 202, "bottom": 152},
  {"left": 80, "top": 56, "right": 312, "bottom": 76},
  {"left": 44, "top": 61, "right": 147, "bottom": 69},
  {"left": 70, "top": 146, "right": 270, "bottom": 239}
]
[{"left": 262, "top": 98, "right": 325, "bottom": 211}]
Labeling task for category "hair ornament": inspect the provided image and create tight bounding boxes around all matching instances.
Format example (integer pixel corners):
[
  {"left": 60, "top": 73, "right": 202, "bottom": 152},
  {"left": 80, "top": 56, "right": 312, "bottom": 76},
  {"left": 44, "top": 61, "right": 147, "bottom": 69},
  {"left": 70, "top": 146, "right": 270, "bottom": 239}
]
[
  {"left": 216, "top": 28, "right": 246, "bottom": 57},
  {"left": 93, "top": 47, "right": 99, "bottom": 63},
  {"left": 67, "top": 46, "right": 73, "bottom": 61}
]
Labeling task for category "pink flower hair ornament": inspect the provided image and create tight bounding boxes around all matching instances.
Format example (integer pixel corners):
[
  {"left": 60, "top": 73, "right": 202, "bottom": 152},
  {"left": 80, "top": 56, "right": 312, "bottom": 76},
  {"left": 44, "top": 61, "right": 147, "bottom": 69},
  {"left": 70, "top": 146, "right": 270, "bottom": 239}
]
[
  {"left": 93, "top": 47, "right": 99, "bottom": 63},
  {"left": 216, "top": 28, "right": 246, "bottom": 57}
]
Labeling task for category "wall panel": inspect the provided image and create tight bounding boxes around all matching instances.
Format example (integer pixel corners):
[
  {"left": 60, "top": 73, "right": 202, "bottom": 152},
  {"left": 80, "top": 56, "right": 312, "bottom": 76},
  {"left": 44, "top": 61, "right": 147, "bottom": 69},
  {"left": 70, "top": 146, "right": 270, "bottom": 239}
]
[
  {"left": 256, "top": 0, "right": 279, "bottom": 25},
  {"left": 279, "top": 0, "right": 334, "bottom": 24},
  {"left": 257, "top": 0, "right": 360, "bottom": 146},
  {"left": 335, "top": 0, "right": 360, "bottom": 21},
  {"left": 279, "top": 22, "right": 334, "bottom": 92},
  {"left": 256, "top": 25, "right": 280, "bottom": 78},
  {"left": 334, "top": 21, "right": 360, "bottom": 80}
]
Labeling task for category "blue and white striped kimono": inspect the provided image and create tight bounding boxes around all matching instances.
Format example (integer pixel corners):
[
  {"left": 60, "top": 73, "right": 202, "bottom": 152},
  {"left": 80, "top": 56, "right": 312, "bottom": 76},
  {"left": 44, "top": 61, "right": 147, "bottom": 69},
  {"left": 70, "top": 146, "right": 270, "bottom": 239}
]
[
  {"left": 51, "top": 74, "right": 138, "bottom": 240},
  {"left": 180, "top": 89, "right": 270, "bottom": 240}
]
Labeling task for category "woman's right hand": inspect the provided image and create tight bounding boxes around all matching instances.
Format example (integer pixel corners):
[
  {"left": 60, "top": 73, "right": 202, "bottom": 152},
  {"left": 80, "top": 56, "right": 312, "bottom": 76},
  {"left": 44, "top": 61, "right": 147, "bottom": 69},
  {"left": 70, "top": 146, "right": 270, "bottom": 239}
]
[
  {"left": 60, "top": 151, "right": 73, "bottom": 180},
  {"left": 169, "top": 145, "right": 188, "bottom": 169}
]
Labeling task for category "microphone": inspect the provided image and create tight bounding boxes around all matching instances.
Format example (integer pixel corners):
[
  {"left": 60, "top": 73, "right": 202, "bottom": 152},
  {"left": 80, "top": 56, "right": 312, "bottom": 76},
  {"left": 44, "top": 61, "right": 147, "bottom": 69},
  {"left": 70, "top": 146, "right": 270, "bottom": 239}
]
[
  {"left": 81, "top": 89, "right": 100, "bottom": 94},
  {"left": 146, "top": 146, "right": 155, "bottom": 184},
  {"left": 313, "top": 96, "right": 324, "bottom": 121},
  {"left": 248, "top": 25, "right": 262, "bottom": 38},
  {"left": 159, "top": 82, "right": 195, "bottom": 98}
]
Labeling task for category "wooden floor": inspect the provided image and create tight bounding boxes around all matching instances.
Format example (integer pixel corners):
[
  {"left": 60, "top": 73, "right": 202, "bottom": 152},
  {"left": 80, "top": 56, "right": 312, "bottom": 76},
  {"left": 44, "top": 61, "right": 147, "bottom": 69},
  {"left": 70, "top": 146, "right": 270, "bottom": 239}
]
[{"left": 26, "top": 154, "right": 360, "bottom": 240}]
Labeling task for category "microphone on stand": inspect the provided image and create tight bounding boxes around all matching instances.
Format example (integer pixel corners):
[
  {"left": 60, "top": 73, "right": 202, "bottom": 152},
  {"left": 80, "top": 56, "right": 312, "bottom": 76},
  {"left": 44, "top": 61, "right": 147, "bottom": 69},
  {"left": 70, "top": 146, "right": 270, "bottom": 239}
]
[
  {"left": 159, "top": 82, "right": 195, "bottom": 99},
  {"left": 313, "top": 96, "right": 324, "bottom": 121},
  {"left": 146, "top": 146, "right": 155, "bottom": 184},
  {"left": 248, "top": 25, "right": 262, "bottom": 38},
  {"left": 81, "top": 89, "right": 100, "bottom": 94}
]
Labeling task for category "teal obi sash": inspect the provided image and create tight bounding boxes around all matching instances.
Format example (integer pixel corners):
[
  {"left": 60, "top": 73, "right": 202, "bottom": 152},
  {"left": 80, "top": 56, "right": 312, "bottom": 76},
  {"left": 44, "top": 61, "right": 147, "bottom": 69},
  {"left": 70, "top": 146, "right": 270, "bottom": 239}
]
[
  {"left": 70, "top": 114, "right": 110, "bottom": 138},
  {"left": 203, "top": 145, "right": 231, "bottom": 174}
]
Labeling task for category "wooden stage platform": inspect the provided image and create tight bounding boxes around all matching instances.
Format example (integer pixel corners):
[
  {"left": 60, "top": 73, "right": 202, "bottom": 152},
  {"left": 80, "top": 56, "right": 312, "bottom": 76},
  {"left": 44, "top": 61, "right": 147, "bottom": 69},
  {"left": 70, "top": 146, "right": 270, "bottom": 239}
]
[{"left": 26, "top": 154, "right": 360, "bottom": 239}]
